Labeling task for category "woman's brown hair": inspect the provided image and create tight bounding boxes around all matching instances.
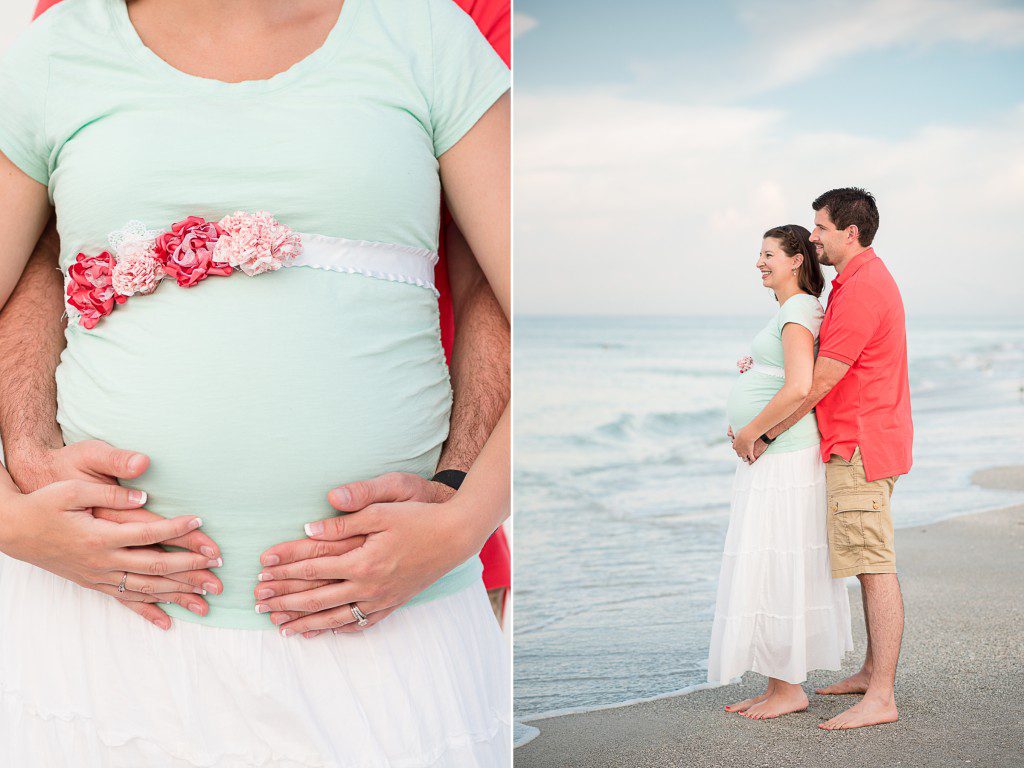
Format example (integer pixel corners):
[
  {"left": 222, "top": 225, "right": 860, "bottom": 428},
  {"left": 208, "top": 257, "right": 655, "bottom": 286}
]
[{"left": 763, "top": 224, "right": 825, "bottom": 298}]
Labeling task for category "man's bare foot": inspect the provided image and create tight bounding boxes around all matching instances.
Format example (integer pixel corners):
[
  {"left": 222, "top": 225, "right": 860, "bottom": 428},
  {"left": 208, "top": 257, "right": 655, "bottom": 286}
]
[
  {"left": 819, "top": 697, "right": 898, "bottom": 730},
  {"left": 815, "top": 669, "right": 871, "bottom": 695},
  {"left": 724, "top": 690, "right": 770, "bottom": 713},
  {"left": 742, "top": 686, "right": 808, "bottom": 720}
]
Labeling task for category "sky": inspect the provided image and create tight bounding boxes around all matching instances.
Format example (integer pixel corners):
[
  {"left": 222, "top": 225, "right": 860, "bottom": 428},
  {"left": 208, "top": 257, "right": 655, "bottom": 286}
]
[{"left": 514, "top": 0, "right": 1024, "bottom": 316}]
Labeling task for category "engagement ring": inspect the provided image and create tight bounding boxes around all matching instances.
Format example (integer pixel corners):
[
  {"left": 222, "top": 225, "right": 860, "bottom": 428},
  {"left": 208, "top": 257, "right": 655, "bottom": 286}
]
[
  {"left": 117, "top": 572, "right": 129, "bottom": 593},
  {"left": 350, "top": 604, "right": 369, "bottom": 627}
]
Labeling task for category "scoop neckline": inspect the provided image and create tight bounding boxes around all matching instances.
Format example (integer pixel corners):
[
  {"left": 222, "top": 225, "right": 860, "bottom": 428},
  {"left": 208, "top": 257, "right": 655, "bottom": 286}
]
[{"left": 109, "top": 0, "right": 360, "bottom": 95}]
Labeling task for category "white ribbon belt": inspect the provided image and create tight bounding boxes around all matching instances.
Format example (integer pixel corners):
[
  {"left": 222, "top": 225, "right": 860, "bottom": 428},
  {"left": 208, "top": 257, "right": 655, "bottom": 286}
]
[
  {"left": 749, "top": 363, "right": 786, "bottom": 378},
  {"left": 289, "top": 234, "right": 439, "bottom": 296}
]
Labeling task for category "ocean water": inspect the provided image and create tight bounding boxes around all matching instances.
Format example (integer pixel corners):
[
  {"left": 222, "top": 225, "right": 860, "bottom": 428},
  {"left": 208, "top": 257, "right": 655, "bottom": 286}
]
[{"left": 513, "top": 314, "right": 1024, "bottom": 720}]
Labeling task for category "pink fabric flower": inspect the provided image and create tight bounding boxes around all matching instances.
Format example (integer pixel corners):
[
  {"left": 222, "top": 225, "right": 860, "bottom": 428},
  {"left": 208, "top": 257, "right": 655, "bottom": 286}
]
[
  {"left": 66, "top": 251, "right": 126, "bottom": 330},
  {"left": 112, "top": 249, "right": 164, "bottom": 297},
  {"left": 153, "top": 216, "right": 233, "bottom": 287},
  {"left": 214, "top": 211, "right": 302, "bottom": 277},
  {"left": 737, "top": 355, "right": 754, "bottom": 374}
]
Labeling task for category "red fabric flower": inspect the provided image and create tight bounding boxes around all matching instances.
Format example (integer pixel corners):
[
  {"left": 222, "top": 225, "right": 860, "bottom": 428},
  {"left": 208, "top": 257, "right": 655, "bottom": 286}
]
[
  {"left": 66, "top": 251, "right": 126, "bottom": 330},
  {"left": 153, "top": 216, "right": 233, "bottom": 287}
]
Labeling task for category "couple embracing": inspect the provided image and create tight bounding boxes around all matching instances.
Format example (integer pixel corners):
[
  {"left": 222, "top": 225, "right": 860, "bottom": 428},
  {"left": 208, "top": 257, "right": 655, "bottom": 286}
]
[{"left": 708, "top": 187, "right": 913, "bottom": 730}]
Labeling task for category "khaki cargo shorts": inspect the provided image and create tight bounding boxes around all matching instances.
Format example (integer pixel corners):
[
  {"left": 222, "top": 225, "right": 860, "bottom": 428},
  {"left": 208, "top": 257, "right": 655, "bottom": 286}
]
[{"left": 825, "top": 447, "right": 898, "bottom": 578}]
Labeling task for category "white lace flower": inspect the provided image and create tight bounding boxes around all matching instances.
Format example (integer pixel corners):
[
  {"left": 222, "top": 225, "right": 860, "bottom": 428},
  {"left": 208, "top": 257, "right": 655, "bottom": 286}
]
[{"left": 107, "top": 220, "right": 162, "bottom": 261}]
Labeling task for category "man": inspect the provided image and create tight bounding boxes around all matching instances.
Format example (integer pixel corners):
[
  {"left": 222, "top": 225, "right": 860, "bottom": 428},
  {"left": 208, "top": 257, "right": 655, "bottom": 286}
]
[
  {"left": 751, "top": 187, "right": 913, "bottom": 730},
  {"left": 0, "top": 0, "right": 510, "bottom": 626}
]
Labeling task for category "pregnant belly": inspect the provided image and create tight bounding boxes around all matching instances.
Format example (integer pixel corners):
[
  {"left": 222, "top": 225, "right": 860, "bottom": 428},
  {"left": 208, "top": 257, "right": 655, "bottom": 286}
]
[
  {"left": 726, "top": 371, "right": 820, "bottom": 453},
  {"left": 56, "top": 270, "right": 452, "bottom": 628}
]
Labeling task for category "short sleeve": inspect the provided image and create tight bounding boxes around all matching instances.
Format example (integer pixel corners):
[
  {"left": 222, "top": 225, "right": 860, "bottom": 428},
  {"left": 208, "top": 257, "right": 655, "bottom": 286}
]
[
  {"left": 0, "top": 28, "right": 52, "bottom": 186},
  {"left": 818, "top": 285, "right": 879, "bottom": 365},
  {"left": 778, "top": 294, "right": 824, "bottom": 339},
  {"left": 427, "top": 0, "right": 510, "bottom": 157}
]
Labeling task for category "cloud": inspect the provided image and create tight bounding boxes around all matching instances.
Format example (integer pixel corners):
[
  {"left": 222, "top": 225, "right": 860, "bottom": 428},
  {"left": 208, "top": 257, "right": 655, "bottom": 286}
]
[
  {"left": 514, "top": 90, "right": 1024, "bottom": 316},
  {"left": 514, "top": 12, "right": 538, "bottom": 38},
  {"left": 736, "top": 0, "right": 1024, "bottom": 94}
]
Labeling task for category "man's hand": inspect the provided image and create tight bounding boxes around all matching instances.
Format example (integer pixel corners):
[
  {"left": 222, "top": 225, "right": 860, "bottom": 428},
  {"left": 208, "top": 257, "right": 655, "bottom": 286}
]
[
  {"left": 254, "top": 472, "right": 465, "bottom": 637},
  {"left": 750, "top": 438, "right": 769, "bottom": 462},
  {"left": 4, "top": 439, "right": 223, "bottom": 628},
  {"left": 10, "top": 439, "right": 220, "bottom": 555}
]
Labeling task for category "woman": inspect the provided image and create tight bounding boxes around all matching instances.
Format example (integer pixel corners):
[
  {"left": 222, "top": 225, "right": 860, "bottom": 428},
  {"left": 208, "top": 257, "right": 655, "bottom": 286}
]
[
  {"left": 706, "top": 225, "right": 852, "bottom": 720},
  {"left": 0, "top": 0, "right": 510, "bottom": 764}
]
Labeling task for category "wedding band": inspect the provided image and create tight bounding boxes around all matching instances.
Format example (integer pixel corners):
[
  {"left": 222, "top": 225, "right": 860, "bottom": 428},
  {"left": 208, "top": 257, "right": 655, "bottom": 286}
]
[
  {"left": 350, "top": 604, "right": 369, "bottom": 627},
  {"left": 117, "top": 572, "right": 129, "bottom": 593}
]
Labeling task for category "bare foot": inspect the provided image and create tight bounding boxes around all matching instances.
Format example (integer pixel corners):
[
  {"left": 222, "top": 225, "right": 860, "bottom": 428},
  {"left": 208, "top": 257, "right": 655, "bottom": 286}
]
[
  {"left": 819, "top": 697, "right": 898, "bottom": 730},
  {"left": 724, "top": 690, "right": 770, "bottom": 713},
  {"left": 815, "top": 669, "right": 871, "bottom": 696},
  {"left": 741, "top": 687, "right": 809, "bottom": 720}
]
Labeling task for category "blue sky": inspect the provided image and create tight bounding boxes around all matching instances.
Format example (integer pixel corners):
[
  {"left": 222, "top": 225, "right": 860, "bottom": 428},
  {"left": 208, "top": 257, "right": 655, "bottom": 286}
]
[{"left": 514, "top": 0, "right": 1024, "bottom": 315}]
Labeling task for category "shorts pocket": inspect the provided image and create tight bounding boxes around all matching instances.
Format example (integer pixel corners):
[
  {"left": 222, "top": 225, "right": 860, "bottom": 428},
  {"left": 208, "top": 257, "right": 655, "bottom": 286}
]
[{"left": 829, "top": 491, "right": 888, "bottom": 549}]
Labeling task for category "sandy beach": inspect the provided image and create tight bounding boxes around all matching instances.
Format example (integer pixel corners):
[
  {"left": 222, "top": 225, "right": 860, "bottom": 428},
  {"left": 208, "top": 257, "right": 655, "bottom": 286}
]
[{"left": 516, "top": 466, "right": 1024, "bottom": 767}]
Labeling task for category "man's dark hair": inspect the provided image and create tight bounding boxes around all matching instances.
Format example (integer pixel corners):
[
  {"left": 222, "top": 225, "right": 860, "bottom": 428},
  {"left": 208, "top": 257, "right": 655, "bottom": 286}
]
[{"left": 812, "top": 187, "right": 879, "bottom": 246}]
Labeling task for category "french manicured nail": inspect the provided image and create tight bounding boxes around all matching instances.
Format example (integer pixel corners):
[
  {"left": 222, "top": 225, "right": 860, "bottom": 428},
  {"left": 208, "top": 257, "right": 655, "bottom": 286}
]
[
  {"left": 281, "top": 628, "right": 293, "bottom": 637},
  {"left": 207, "top": 557, "right": 223, "bottom": 567},
  {"left": 128, "top": 490, "right": 147, "bottom": 505},
  {"left": 188, "top": 602, "right": 203, "bottom": 615},
  {"left": 189, "top": 517, "right": 203, "bottom": 530},
  {"left": 256, "top": 587, "right": 274, "bottom": 600},
  {"left": 330, "top": 488, "right": 351, "bottom": 506},
  {"left": 200, "top": 546, "right": 217, "bottom": 558},
  {"left": 258, "top": 572, "right": 274, "bottom": 582},
  {"left": 255, "top": 603, "right": 270, "bottom": 613},
  {"left": 261, "top": 554, "right": 280, "bottom": 566},
  {"left": 202, "top": 582, "right": 217, "bottom": 594},
  {"left": 193, "top": 586, "right": 207, "bottom": 595},
  {"left": 304, "top": 521, "right": 324, "bottom": 537}
]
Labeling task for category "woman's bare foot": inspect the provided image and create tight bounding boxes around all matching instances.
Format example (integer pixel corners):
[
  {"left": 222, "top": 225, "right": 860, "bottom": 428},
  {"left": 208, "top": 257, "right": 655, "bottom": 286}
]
[
  {"left": 725, "top": 678, "right": 775, "bottom": 713},
  {"left": 741, "top": 681, "right": 808, "bottom": 720},
  {"left": 724, "top": 690, "right": 770, "bottom": 713},
  {"left": 815, "top": 668, "right": 871, "bottom": 695},
  {"left": 819, "top": 696, "right": 898, "bottom": 730}
]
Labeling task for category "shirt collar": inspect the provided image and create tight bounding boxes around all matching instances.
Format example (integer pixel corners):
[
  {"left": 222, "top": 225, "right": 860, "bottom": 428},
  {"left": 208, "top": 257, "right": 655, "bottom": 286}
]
[{"left": 832, "top": 248, "right": 877, "bottom": 289}]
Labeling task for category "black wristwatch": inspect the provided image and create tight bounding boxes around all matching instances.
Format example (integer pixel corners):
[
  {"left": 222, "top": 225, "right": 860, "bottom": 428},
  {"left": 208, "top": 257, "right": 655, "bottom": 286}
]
[
  {"left": 431, "top": 469, "right": 467, "bottom": 491},
  {"left": 759, "top": 432, "right": 775, "bottom": 445}
]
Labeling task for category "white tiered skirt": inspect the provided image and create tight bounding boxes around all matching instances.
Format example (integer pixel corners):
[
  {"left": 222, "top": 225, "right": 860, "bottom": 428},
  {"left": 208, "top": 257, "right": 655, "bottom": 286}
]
[
  {"left": 707, "top": 444, "right": 853, "bottom": 684},
  {"left": 0, "top": 554, "right": 510, "bottom": 767}
]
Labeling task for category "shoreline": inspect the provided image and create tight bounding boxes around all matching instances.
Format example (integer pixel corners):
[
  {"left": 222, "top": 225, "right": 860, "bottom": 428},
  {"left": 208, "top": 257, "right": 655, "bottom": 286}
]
[{"left": 515, "top": 465, "right": 1024, "bottom": 765}]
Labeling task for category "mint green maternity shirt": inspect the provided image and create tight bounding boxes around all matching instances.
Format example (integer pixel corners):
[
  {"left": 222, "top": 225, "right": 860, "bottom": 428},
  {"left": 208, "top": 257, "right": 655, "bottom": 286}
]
[
  {"left": 0, "top": 0, "right": 510, "bottom": 628},
  {"left": 726, "top": 293, "right": 824, "bottom": 455}
]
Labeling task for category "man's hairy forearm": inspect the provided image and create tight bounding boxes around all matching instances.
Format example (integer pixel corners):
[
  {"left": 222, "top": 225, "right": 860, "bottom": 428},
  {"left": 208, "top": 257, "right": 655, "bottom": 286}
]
[
  {"left": 764, "top": 356, "right": 849, "bottom": 442},
  {"left": 0, "top": 218, "right": 66, "bottom": 489},
  {"left": 436, "top": 226, "right": 510, "bottom": 473}
]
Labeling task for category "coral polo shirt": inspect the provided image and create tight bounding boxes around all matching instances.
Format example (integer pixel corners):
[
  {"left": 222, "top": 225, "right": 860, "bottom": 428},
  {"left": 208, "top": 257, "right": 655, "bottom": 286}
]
[
  {"left": 32, "top": 0, "right": 512, "bottom": 593},
  {"left": 816, "top": 249, "right": 914, "bottom": 482}
]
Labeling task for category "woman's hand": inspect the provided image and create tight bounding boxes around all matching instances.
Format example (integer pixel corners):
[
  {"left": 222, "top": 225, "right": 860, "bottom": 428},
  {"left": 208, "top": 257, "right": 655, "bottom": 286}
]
[
  {"left": 253, "top": 498, "right": 485, "bottom": 637},
  {"left": 5, "top": 439, "right": 224, "bottom": 629},
  {"left": 0, "top": 480, "right": 223, "bottom": 629},
  {"left": 253, "top": 472, "right": 457, "bottom": 637},
  {"left": 732, "top": 427, "right": 758, "bottom": 463}
]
